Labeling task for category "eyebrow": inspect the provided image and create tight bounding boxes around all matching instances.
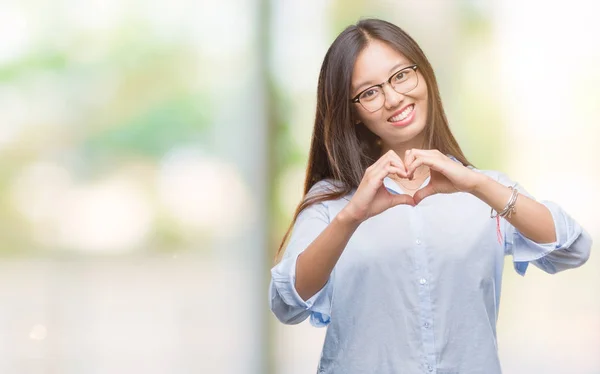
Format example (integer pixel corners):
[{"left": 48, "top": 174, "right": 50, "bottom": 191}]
[{"left": 352, "top": 62, "right": 410, "bottom": 95}]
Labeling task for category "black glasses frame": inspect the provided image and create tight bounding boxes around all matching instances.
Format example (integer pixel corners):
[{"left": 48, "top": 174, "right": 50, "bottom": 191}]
[{"left": 350, "top": 64, "right": 419, "bottom": 111}]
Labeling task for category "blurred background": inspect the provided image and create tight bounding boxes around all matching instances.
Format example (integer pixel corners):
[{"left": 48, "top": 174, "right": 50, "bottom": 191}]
[{"left": 0, "top": 0, "right": 598, "bottom": 373}]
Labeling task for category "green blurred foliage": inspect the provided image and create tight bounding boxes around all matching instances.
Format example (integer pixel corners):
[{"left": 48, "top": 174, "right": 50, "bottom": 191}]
[{"left": 0, "top": 21, "right": 213, "bottom": 255}]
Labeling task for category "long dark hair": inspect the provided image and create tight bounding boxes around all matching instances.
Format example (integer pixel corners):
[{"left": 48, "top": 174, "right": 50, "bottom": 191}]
[{"left": 274, "top": 18, "right": 472, "bottom": 262}]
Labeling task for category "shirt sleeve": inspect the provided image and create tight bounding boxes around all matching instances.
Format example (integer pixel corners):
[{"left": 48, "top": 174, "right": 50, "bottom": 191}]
[
  {"left": 268, "top": 180, "right": 336, "bottom": 327},
  {"left": 494, "top": 171, "right": 592, "bottom": 276}
]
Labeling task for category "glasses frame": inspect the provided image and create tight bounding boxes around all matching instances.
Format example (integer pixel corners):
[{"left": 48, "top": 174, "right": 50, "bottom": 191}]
[{"left": 350, "top": 64, "right": 419, "bottom": 113}]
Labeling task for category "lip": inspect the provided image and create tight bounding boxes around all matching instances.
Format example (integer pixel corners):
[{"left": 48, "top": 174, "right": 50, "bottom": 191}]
[{"left": 388, "top": 104, "right": 416, "bottom": 127}]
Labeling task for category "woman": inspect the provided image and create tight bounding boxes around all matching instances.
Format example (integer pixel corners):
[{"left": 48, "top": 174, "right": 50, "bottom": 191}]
[{"left": 268, "top": 18, "right": 592, "bottom": 374}]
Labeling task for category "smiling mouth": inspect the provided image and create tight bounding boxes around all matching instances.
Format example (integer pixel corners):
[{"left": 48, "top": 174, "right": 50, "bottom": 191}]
[{"left": 388, "top": 104, "right": 414, "bottom": 122}]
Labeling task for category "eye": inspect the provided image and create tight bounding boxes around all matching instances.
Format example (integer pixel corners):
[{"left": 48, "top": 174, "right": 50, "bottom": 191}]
[
  {"left": 360, "top": 87, "right": 381, "bottom": 101},
  {"left": 393, "top": 71, "right": 407, "bottom": 82}
]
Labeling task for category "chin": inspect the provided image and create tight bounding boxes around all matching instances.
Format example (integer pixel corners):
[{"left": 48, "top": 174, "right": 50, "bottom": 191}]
[{"left": 399, "top": 124, "right": 427, "bottom": 144}]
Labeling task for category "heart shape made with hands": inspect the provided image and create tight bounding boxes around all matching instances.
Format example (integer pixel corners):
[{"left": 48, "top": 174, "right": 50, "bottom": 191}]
[
  {"left": 385, "top": 167, "right": 437, "bottom": 205},
  {"left": 384, "top": 149, "right": 473, "bottom": 205}
]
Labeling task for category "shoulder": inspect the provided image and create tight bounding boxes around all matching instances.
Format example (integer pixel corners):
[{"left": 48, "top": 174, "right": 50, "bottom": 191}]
[
  {"left": 306, "top": 178, "right": 348, "bottom": 199},
  {"left": 304, "top": 179, "right": 352, "bottom": 219}
]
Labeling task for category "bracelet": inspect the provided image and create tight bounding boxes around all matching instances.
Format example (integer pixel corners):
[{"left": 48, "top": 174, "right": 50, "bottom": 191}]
[{"left": 490, "top": 185, "right": 519, "bottom": 219}]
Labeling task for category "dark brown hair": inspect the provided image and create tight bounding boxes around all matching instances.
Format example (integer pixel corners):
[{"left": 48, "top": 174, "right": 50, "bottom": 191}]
[{"left": 274, "top": 18, "right": 472, "bottom": 262}]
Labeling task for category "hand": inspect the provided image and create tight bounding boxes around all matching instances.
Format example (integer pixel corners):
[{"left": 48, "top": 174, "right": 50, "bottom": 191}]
[
  {"left": 343, "top": 150, "right": 416, "bottom": 223},
  {"left": 404, "top": 149, "right": 483, "bottom": 205}
]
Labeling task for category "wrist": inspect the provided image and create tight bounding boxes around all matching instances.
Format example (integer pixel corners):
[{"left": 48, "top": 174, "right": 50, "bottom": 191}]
[
  {"left": 337, "top": 206, "right": 364, "bottom": 227},
  {"left": 469, "top": 173, "right": 494, "bottom": 197}
]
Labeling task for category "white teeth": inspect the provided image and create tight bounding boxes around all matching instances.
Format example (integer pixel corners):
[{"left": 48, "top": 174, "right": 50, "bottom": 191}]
[{"left": 389, "top": 105, "right": 414, "bottom": 122}]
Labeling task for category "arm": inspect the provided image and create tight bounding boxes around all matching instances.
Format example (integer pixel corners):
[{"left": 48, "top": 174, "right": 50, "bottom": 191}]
[
  {"left": 269, "top": 180, "right": 361, "bottom": 326},
  {"left": 269, "top": 204, "right": 361, "bottom": 326},
  {"left": 471, "top": 172, "right": 592, "bottom": 275},
  {"left": 271, "top": 152, "right": 417, "bottom": 325},
  {"left": 295, "top": 208, "right": 360, "bottom": 300},
  {"left": 401, "top": 149, "right": 592, "bottom": 276},
  {"left": 295, "top": 150, "right": 417, "bottom": 299},
  {"left": 470, "top": 173, "right": 556, "bottom": 244}
]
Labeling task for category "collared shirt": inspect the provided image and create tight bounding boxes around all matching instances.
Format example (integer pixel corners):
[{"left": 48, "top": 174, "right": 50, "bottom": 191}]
[{"left": 269, "top": 157, "right": 592, "bottom": 374}]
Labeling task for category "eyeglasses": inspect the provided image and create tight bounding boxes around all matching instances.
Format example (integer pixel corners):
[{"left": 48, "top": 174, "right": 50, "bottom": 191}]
[{"left": 350, "top": 64, "right": 419, "bottom": 113}]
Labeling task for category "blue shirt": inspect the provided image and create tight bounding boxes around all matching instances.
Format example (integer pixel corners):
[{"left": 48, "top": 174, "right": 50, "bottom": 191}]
[{"left": 269, "top": 158, "right": 592, "bottom": 374}]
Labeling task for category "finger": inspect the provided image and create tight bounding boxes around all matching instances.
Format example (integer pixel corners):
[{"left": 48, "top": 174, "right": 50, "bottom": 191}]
[
  {"left": 406, "top": 155, "right": 438, "bottom": 178},
  {"left": 369, "top": 156, "right": 407, "bottom": 179},
  {"left": 376, "top": 165, "right": 408, "bottom": 183},
  {"left": 368, "top": 149, "right": 402, "bottom": 173},
  {"left": 391, "top": 193, "right": 416, "bottom": 207},
  {"left": 367, "top": 164, "right": 405, "bottom": 190},
  {"left": 389, "top": 160, "right": 408, "bottom": 177},
  {"left": 385, "top": 149, "right": 403, "bottom": 160},
  {"left": 383, "top": 150, "right": 408, "bottom": 175},
  {"left": 404, "top": 149, "right": 416, "bottom": 171},
  {"left": 387, "top": 149, "right": 406, "bottom": 165},
  {"left": 368, "top": 150, "right": 394, "bottom": 171},
  {"left": 404, "top": 148, "right": 429, "bottom": 179},
  {"left": 413, "top": 184, "right": 436, "bottom": 205},
  {"left": 407, "top": 148, "right": 441, "bottom": 163}
]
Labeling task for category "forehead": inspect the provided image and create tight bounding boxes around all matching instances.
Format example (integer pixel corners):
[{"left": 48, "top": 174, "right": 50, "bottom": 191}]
[{"left": 352, "top": 39, "right": 410, "bottom": 89}]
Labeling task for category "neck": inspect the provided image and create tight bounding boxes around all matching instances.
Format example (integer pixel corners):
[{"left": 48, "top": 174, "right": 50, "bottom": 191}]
[{"left": 379, "top": 133, "right": 428, "bottom": 162}]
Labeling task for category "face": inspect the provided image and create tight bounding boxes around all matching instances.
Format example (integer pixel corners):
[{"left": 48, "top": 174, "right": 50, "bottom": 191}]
[{"left": 351, "top": 39, "right": 428, "bottom": 152}]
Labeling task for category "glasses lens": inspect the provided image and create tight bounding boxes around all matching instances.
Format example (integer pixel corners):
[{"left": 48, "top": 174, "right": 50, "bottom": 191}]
[
  {"left": 359, "top": 87, "right": 384, "bottom": 112},
  {"left": 391, "top": 68, "right": 418, "bottom": 95}
]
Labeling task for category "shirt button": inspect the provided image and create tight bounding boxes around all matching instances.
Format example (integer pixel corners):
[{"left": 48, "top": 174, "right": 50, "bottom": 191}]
[
  {"left": 416, "top": 239, "right": 421, "bottom": 245},
  {"left": 427, "top": 365, "right": 433, "bottom": 372},
  {"left": 424, "top": 322, "right": 430, "bottom": 328},
  {"left": 419, "top": 278, "right": 427, "bottom": 285}
]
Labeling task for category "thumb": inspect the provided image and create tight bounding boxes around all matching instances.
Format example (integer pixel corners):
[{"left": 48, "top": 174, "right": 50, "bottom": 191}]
[
  {"left": 413, "top": 185, "right": 437, "bottom": 205},
  {"left": 391, "top": 193, "right": 416, "bottom": 207}
]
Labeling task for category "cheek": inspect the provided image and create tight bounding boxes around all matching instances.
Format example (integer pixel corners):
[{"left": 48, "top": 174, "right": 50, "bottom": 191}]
[
  {"left": 363, "top": 112, "right": 386, "bottom": 129},
  {"left": 418, "top": 83, "right": 428, "bottom": 101},
  {"left": 354, "top": 107, "right": 370, "bottom": 124},
  {"left": 417, "top": 88, "right": 429, "bottom": 112},
  {"left": 357, "top": 108, "right": 379, "bottom": 125},
  {"left": 415, "top": 75, "right": 428, "bottom": 101}
]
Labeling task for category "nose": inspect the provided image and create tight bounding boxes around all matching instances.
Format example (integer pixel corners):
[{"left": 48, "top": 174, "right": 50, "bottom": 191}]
[{"left": 382, "top": 83, "right": 405, "bottom": 110}]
